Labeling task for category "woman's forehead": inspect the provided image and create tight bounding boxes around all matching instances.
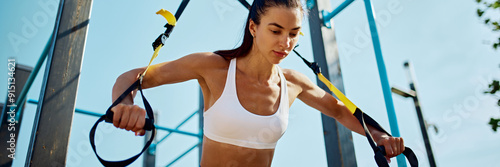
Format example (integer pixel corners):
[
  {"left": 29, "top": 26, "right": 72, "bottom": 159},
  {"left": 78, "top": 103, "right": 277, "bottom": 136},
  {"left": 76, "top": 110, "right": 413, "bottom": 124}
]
[{"left": 260, "top": 7, "right": 303, "bottom": 29}]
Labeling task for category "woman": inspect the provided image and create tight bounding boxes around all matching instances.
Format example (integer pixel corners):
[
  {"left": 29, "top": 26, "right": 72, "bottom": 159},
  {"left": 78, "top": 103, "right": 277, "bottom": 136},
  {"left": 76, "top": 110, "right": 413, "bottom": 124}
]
[{"left": 111, "top": 0, "right": 405, "bottom": 166}]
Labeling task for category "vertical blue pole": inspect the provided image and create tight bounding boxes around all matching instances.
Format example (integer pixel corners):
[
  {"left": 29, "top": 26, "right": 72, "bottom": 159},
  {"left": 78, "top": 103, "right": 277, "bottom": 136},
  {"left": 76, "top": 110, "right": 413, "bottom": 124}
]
[
  {"left": 362, "top": 0, "right": 407, "bottom": 166},
  {"left": 12, "top": 33, "right": 53, "bottom": 121}
]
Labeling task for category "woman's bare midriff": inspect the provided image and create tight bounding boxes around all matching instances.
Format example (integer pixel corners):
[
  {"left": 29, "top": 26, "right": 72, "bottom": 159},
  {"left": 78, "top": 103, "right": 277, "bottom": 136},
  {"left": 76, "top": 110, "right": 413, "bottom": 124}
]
[{"left": 200, "top": 136, "right": 275, "bottom": 167}]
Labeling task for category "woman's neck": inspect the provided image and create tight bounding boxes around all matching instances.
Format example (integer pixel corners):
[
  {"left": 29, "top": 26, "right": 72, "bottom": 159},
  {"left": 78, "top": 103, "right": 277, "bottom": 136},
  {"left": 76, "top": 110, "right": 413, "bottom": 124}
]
[{"left": 237, "top": 51, "right": 278, "bottom": 84}]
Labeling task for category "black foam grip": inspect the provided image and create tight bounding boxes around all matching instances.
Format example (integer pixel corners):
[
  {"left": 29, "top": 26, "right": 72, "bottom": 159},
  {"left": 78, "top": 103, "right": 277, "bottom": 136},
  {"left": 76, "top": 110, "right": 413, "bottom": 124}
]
[
  {"left": 104, "top": 111, "right": 154, "bottom": 130},
  {"left": 89, "top": 78, "right": 156, "bottom": 167}
]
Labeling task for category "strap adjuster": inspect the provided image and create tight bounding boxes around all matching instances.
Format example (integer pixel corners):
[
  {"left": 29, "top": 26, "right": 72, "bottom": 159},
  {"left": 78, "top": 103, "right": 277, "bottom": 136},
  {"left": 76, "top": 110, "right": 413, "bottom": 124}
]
[{"left": 139, "top": 73, "right": 145, "bottom": 85}]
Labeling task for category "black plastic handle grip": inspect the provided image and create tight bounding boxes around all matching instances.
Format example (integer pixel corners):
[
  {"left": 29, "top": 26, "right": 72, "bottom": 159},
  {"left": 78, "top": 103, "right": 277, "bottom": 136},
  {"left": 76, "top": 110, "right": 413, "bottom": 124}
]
[
  {"left": 90, "top": 72, "right": 157, "bottom": 167},
  {"left": 378, "top": 146, "right": 387, "bottom": 155},
  {"left": 104, "top": 111, "right": 154, "bottom": 131},
  {"left": 375, "top": 146, "right": 418, "bottom": 167},
  {"left": 100, "top": 78, "right": 155, "bottom": 131}
]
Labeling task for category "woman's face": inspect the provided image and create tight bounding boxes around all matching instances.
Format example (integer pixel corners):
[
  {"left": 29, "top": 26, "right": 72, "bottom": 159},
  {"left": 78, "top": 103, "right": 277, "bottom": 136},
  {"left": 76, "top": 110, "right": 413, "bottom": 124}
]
[{"left": 250, "top": 6, "right": 302, "bottom": 64}]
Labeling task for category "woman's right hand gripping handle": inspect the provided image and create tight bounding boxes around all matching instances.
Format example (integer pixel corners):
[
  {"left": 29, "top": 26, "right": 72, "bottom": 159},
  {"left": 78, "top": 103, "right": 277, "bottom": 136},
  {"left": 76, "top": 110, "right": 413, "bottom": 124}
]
[
  {"left": 107, "top": 68, "right": 153, "bottom": 136},
  {"left": 109, "top": 104, "right": 148, "bottom": 136}
]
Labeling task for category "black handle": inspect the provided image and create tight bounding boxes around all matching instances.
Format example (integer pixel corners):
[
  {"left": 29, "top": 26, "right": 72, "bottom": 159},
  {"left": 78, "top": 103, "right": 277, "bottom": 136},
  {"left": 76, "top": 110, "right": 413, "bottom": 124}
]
[
  {"left": 374, "top": 146, "right": 389, "bottom": 167},
  {"left": 352, "top": 109, "right": 418, "bottom": 166},
  {"left": 378, "top": 146, "right": 387, "bottom": 156},
  {"left": 104, "top": 111, "right": 154, "bottom": 131},
  {"left": 90, "top": 78, "right": 156, "bottom": 167},
  {"left": 375, "top": 146, "right": 418, "bottom": 167},
  {"left": 102, "top": 78, "right": 155, "bottom": 131}
]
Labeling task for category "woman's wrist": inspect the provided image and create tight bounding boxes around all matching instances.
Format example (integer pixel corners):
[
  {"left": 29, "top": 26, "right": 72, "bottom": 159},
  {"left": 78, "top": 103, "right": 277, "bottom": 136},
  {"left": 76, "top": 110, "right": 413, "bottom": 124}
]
[{"left": 368, "top": 127, "right": 390, "bottom": 145}]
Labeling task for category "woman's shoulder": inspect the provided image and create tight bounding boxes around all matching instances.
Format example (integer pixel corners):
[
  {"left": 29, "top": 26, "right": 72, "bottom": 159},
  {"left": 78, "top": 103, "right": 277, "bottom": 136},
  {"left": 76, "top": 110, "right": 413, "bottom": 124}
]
[
  {"left": 186, "top": 52, "right": 227, "bottom": 61},
  {"left": 281, "top": 68, "right": 312, "bottom": 85},
  {"left": 183, "top": 52, "right": 230, "bottom": 69},
  {"left": 280, "top": 68, "right": 318, "bottom": 96}
]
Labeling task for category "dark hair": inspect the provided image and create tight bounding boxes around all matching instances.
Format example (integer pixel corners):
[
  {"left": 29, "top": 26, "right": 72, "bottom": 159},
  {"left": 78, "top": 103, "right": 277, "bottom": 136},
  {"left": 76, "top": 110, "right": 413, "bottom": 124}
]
[{"left": 215, "top": 0, "right": 304, "bottom": 59}]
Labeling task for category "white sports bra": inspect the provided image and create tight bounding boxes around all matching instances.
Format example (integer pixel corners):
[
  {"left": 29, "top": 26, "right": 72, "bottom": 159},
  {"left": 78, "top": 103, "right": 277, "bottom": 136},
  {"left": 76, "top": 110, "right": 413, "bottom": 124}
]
[{"left": 203, "top": 58, "right": 289, "bottom": 149}]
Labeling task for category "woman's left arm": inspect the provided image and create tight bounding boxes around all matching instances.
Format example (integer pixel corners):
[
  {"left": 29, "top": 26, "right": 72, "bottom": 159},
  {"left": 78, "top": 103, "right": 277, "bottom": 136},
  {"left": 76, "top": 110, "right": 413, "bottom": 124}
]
[{"left": 289, "top": 70, "right": 404, "bottom": 158}]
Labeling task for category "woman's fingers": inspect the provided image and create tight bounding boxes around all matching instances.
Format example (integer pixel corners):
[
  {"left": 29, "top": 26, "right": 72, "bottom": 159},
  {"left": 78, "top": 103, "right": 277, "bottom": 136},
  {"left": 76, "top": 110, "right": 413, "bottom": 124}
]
[
  {"left": 136, "top": 129, "right": 146, "bottom": 136},
  {"left": 132, "top": 107, "right": 147, "bottom": 134},
  {"left": 382, "top": 137, "right": 405, "bottom": 158},
  {"left": 384, "top": 141, "right": 394, "bottom": 157},
  {"left": 395, "top": 137, "right": 404, "bottom": 155},
  {"left": 119, "top": 106, "right": 130, "bottom": 129},
  {"left": 400, "top": 138, "right": 405, "bottom": 153},
  {"left": 126, "top": 111, "right": 138, "bottom": 131},
  {"left": 111, "top": 104, "right": 147, "bottom": 134},
  {"left": 392, "top": 139, "right": 398, "bottom": 156},
  {"left": 111, "top": 104, "right": 124, "bottom": 128}
]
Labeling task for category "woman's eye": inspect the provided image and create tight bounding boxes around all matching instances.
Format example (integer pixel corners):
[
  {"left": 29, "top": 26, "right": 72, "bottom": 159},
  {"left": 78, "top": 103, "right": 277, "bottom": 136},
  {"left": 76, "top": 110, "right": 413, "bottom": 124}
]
[
  {"left": 271, "top": 30, "right": 280, "bottom": 34},
  {"left": 290, "top": 33, "right": 298, "bottom": 37}
]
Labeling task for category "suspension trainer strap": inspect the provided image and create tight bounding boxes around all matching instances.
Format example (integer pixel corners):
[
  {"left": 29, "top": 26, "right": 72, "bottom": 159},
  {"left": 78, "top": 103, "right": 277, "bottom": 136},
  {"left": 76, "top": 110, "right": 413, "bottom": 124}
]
[
  {"left": 89, "top": 80, "right": 155, "bottom": 166},
  {"left": 89, "top": 5, "right": 188, "bottom": 166},
  {"left": 293, "top": 48, "right": 418, "bottom": 167},
  {"left": 237, "top": 0, "right": 251, "bottom": 9}
]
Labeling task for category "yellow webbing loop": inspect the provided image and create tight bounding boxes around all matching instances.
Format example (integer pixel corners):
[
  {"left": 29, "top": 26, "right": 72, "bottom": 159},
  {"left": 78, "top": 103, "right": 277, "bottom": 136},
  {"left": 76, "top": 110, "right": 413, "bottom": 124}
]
[
  {"left": 317, "top": 73, "right": 357, "bottom": 114},
  {"left": 141, "top": 9, "right": 176, "bottom": 77}
]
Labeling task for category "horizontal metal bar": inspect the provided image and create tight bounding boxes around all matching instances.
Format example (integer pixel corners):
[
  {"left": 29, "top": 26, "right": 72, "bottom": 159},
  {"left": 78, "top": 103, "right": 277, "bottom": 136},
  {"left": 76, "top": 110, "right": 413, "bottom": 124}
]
[
  {"left": 391, "top": 87, "right": 416, "bottom": 98},
  {"left": 28, "top": 99, "right": 102, "bottom": 117},
  {"left": 27, "top": 99, "right": 201, "bottom": 138},
  {"left": 166, "top": 142, "right": 200, "bottom": 167},
  {"left": 156, "top": 110, "right": 199, "bottom": 145},
  {"left": 155, "top": 126, "right": 201, "bottom": 138},
  {"left": 322, "top": 0, "right": 355, "bottom": 28}
]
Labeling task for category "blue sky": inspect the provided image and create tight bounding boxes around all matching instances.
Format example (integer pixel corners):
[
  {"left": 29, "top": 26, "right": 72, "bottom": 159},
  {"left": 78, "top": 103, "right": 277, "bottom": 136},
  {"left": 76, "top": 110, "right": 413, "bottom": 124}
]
[{"left": 1, "top": 0, "right": 500, "bottom": 167}]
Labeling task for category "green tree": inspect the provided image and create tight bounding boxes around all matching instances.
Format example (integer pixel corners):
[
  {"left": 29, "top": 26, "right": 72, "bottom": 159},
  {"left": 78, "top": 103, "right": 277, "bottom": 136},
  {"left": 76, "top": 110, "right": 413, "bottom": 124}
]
[
  {"left": 476, "top": 0, "right": 500, "bottom": 132},
  {"left": 485, "top": 81, "right": 500, "bottom": 131}
]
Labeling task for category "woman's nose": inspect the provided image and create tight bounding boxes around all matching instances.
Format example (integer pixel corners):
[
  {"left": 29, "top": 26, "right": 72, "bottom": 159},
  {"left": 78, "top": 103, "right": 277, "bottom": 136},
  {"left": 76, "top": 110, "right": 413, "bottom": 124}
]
[{"left": 279, "top": 35, "right": 291, "bottom": 49}]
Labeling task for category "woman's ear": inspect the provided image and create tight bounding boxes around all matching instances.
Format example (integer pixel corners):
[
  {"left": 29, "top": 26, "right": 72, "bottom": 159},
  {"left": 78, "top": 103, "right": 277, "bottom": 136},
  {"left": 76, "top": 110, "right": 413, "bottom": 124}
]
[{"left": 249, "top": 19, "right": 257, "bottom": 37}]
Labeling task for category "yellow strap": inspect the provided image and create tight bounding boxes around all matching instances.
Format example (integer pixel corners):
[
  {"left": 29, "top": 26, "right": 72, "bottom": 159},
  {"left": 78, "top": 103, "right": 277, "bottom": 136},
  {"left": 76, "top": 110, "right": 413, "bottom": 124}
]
[
  {"left": 317, "top": 73, "right": 358, "bottom": 114},
  {"left": 142, "top": 44, "right": 163, "bottom": 76},
  {"left": 156, "top": 9, "right": 176, "bottom": 26},
  {"left": 141, "top": 9, "right": 177, "bottom": 77}
]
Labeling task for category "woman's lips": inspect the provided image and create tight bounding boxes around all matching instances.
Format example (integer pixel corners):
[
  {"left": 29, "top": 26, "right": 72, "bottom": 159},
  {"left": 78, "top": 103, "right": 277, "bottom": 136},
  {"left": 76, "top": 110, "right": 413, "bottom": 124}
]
[{"left": 274, "top": 51, "right": 287, "bottom": 58}]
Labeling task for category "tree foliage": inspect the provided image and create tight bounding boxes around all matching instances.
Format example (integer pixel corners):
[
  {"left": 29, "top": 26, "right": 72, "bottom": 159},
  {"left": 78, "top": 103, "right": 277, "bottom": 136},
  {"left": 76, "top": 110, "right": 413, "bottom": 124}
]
[
  {"left": 476, "top": 0, "right": 500, "bottom": 132},
  {"left": 476, "top": 0, "right": 500, "bottom": 49},
  {"left": 485, "top": 80, "right": 500, "bottom": 131}
]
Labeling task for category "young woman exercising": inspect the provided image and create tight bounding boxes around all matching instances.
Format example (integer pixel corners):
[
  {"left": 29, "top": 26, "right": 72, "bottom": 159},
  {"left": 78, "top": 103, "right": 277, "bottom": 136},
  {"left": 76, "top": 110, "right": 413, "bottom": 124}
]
[{"left": 110, "top": 0, "right": 405, "bottom": 166}]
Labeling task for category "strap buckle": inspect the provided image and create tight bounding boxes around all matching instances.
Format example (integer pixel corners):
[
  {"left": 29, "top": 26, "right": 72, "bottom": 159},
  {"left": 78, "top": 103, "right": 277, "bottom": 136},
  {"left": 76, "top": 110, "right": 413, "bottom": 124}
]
[{"left": 139, "top": 73, "right": 145, "bottom": 85}]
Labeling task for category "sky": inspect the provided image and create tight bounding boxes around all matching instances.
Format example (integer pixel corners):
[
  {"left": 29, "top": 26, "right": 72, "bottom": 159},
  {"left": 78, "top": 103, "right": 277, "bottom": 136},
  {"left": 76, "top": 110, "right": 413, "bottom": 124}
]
[{"left": 1, "top": 0, "right": 500, "bottom": 167}]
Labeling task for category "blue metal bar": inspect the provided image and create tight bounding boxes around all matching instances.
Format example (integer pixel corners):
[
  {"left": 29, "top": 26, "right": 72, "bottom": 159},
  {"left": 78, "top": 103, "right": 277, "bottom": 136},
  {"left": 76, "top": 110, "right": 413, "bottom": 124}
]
[
  {"left": 306, "top": 0, "right": 316, "bottom": 10},
  {"left": 25, "top": 0, "right": 64, "bottom": 164},
  {"left": 321, "top": 0, "right": 356, "bottom": 28},
  {"left": 11, "top": 34, "right": 53, "bottom": 121},
  {"left": 362, "top": 0, "right": 406, "bottom": 166},
  {"left": 155, "top": 126, "right": 201, "bottom": 138},
  {"left": 197, "top": 88, "right": 204, "bottom": 161},
  {"left": 155, "top": 110, "right": 199, "bottom": 145},
  {"left": 166, "top": 142, "right": 199, "bottom": 167},
  {"left": 150, "top": 109, "right": 199, "bottom": 155},
  {"left": 28, "top": 99, "right": 103, "bottom": 117},
  {"left": 27, "top": 99, "right": 201, "bottom": 138}
]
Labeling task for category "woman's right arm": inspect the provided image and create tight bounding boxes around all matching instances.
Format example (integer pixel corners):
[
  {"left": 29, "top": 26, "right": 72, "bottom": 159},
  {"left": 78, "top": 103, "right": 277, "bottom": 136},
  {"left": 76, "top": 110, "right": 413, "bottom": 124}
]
[
  {"left": 110, "top": 52, "right": 218, "bottom": 135},
  {"left": 111, "top": 67, "right": 146, "bottom": 135},
  {"left": 112, "top": 68, "right": 143, "bottom": 104}
]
